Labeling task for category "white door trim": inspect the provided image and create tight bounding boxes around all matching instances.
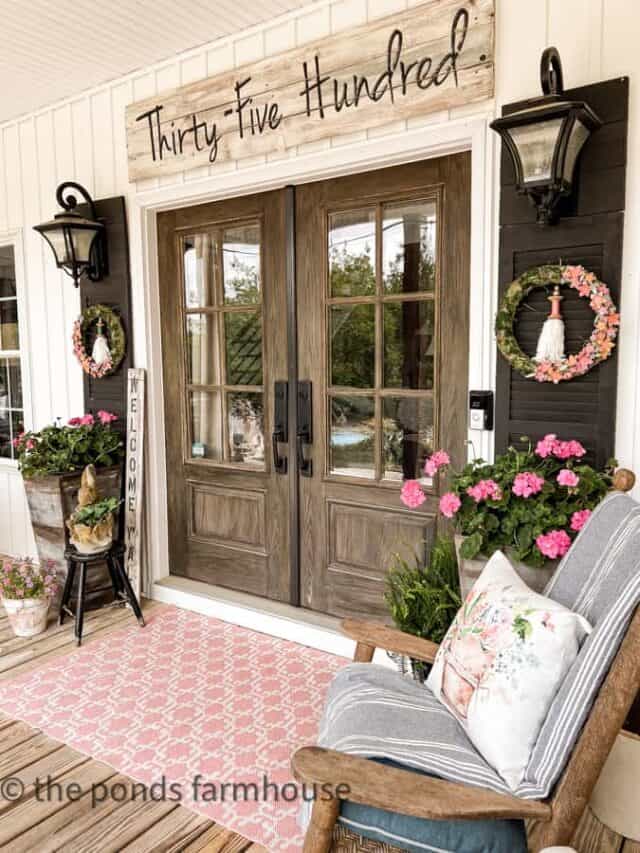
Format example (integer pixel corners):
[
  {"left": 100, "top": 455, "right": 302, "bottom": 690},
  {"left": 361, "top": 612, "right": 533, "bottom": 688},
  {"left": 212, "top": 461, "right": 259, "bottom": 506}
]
[{"left": 131, "top": 111, "right": 499, "bottom": 650}]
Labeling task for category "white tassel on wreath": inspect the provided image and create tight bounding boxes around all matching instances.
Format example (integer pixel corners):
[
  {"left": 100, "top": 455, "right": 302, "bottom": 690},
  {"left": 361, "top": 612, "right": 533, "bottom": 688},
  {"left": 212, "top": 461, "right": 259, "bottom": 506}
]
[
  {"left": 535, "top": 285, "right": 565, "bottom": 362},
  {"left": 91, "top": 316, "right": 112, "bottom": 366}
]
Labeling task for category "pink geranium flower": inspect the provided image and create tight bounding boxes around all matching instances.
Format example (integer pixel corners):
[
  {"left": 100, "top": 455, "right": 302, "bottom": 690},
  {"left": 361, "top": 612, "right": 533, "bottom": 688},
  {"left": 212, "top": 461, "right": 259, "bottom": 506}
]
[
  {"left": 557, "top": 469, "right": 580, "bottom": 488},
  {"left": 439, "top": 492, "right": 461, "bottom": 518},
  {"left": 424, "top": 450, "right": 450, "bottom": 477},
  {"left": 570, "top": 509, "right": 592, "bottom": 532},
  {"left": 554, "top": 439, "right": 586, "bottom": 460},
  {"left": 80, "top": 414, "right": 95, "bottom": 426},
  {"left": 536, "top": 529, "right": 572, "bottom": 559},
  {"left": 97, "top": 410, "right": 118, "bottom": 425},
  {"left": 400, "top": 480, "right": 426, "bottom": 509},
  {"left": 512, "top": 472, "right": 545, "bottom": 498},
  {"left": 466, "top": 479, "right": 502, "bottom": 503},
  {"left": 535, "top": 434, "right": 557, "bottom": 458},
  {"left": 67, "top": 417, "right": 83, "bottom": 426}
]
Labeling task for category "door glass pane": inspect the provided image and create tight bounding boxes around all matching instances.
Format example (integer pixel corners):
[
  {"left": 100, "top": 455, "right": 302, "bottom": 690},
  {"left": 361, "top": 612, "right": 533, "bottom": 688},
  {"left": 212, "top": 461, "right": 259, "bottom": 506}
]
[
  {"left": 0, "top": 300, "right": 19, "bottom": 350},
  {"left": 224, "top": 311, "right": 263, "bottom": 386},
  {"left": 331, "top": 304, "right": 375, "bottom": 388},
  {"left": 329, "top": 209, "right": 376, "bottom": 296},
  {"left": 227, "top": 392, "right": 264, "bottom": 466},
  {"left": 184, "top": 235, "right": 216, "bottom": 308},
  {"left": 383, "top": 200, "right": 436, "bottom": 294},
  {"left": 223, "top": 224, "right": 261, "bottom": 305},
  {"left": 384, "top": 300, "right": 435, "bottom": 389},
  {"left": 187, "top": 315, "right": 220, "bottom": 385},
  {"left": 383, "top": 397, "right": 433, "bottom": 481},
  {"left": 330, "top": 395, "right": 375, "bottom": 478},
  {"left": 189, "top": 391, "right": 222, "bottom": 460}
]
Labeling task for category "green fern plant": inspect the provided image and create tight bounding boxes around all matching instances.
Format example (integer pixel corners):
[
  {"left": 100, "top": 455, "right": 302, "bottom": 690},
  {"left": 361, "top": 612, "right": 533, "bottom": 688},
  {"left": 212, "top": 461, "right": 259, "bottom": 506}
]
[{"left": 385, "top": 537, "right": 461, "bottom": 646}]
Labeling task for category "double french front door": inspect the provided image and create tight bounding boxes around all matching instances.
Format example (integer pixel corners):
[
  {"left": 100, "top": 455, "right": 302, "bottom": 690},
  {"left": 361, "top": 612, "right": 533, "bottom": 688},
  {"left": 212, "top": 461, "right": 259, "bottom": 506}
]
[{"left": 158, "top": 154, "right": 470, "bottom": 620}]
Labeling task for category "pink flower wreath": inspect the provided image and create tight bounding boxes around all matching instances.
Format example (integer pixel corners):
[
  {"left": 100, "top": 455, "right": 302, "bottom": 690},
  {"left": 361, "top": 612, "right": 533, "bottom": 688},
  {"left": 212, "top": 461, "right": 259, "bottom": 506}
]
[
  {"left": 496, "top": 264, "right": 620, "bottom": 384},
  {"left": 72, "top": 318, "right": 113, "bottom": 378},
  {"left": 71, "top": 304, "right": 125, "bottom": 379}
]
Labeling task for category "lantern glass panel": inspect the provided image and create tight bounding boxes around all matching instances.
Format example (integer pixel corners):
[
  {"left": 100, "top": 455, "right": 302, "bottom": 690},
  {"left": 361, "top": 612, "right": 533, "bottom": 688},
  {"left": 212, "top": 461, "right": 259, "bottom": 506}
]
[
  {"left": 41, "top": 228, "right": 69, "bottom": 266},
  {"left": 509, "top": 117, "right": 563, "bottom": 183},
  {"left": 67, "top": 226, "right": 99, "bottom": 264},
  {"left": 563, "top": 119, "right": 590, "bottom": 183}
]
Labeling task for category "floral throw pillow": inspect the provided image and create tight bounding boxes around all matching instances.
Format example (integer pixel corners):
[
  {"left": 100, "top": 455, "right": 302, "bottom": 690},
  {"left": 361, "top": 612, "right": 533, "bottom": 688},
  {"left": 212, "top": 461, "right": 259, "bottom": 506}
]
[{"left": 427, "top": 550, "right": 591, "bottom": 790}]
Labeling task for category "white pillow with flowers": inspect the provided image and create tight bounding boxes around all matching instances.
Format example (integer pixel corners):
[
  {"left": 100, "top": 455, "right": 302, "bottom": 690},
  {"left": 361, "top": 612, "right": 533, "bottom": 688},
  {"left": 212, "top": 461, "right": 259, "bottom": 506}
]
[{"left": 427, "top": 550, "right": 591, "bottom": 790}]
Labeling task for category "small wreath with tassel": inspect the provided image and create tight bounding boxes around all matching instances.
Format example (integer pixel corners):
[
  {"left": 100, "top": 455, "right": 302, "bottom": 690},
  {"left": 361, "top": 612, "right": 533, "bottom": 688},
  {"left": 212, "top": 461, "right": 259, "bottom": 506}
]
[
  {"left": 72, "top": 304, "right": 125, "bottom": 378},
  {"left": 496, "top": 264, "right": 619, "bottom": 383}
]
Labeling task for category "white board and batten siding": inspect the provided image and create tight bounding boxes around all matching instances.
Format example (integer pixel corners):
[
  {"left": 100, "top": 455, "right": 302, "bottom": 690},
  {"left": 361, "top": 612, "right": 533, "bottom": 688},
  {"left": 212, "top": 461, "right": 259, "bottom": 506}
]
[{"left": 1, "top": 0, "right": 640, "bottom": 567}]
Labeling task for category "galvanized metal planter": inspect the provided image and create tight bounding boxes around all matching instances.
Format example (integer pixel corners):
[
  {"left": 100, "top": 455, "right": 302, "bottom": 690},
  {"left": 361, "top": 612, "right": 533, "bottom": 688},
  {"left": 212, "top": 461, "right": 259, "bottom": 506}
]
[{"left": 454, "top": 534, "right": 557, "bottom": 598}]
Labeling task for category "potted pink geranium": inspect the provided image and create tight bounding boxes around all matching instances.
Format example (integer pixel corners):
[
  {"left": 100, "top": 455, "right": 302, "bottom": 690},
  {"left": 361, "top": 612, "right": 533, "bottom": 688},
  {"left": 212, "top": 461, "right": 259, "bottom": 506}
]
[
  {"left": 401, "top": 435, "right": 614, "bottom": 595},
  {"left": 1, "top": 558, "right": 58, "bottom": 637}
]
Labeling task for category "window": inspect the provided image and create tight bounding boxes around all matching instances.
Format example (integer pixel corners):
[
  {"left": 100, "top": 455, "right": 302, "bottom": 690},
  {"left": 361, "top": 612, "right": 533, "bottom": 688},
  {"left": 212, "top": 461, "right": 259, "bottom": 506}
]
[
  {"left": 327, "top": 198, "right": 438, "bottom": 482},
  {"left": 0, "top": 245, "right": 24, "bottom": 460},
  {"left": 182, "top": 224, "right": 265, "bottom": 468}
]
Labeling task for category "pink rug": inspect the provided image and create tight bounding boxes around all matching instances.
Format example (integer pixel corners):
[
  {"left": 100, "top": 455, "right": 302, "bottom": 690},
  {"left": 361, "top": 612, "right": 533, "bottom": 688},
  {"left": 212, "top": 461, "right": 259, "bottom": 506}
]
[{"left": 0, "top": 605, "right": 347, "bottom": 850}]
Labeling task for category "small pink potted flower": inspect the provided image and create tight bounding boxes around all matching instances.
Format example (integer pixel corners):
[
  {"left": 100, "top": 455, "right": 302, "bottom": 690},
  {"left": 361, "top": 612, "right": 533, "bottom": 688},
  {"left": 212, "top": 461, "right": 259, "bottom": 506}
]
[
  {"left": 1, "top": 558, "right": 58, "bottom": 637},
  {"left": 401, "top": 436, "right": 616, "bottom": 595}
]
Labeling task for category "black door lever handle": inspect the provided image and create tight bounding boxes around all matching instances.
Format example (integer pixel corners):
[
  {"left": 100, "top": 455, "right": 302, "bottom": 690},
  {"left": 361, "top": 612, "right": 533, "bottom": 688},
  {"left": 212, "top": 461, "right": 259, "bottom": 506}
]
[
  {"left": 272, "top": 381, "right": 288, "bottom": 475},
  {"left": 272, "top": 429, "right": 287, "bottom": 474},
  {"left": 297, "top": 380, "right": 313, "bottom": 477}
]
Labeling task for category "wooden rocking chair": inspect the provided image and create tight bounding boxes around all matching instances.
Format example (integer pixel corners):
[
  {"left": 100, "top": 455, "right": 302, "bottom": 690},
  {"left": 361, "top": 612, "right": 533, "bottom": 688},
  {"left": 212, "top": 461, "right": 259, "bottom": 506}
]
[{"left": 292, "top": 472, "right": 640, "bottom": 853}]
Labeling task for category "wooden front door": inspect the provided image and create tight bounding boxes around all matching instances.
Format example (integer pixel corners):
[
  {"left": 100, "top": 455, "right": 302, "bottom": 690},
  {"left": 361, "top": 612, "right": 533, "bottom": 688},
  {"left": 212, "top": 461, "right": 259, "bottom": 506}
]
[
  {"left": 297, "top": 155, "right": 471, "bottom": 620},
  {"left": 158, "top": 154, "right": 470, "bottom": 618},
  {"left": 158, "top": 190, "right": 291, "bottom": 602}
]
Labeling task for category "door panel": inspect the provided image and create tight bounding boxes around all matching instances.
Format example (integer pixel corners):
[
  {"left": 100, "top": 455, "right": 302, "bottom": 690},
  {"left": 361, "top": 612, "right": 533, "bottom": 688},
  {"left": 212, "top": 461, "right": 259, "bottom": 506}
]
[
  {"left": 297, "top": 155, "right": 471, "bottom": 621},
  {"left": 158, "top": 190, "right": 291, "bottom": 601}
]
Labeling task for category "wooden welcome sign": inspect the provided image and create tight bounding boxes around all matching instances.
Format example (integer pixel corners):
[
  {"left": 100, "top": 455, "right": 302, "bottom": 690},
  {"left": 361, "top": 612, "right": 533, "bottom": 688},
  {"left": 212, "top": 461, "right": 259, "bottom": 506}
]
[{"left": 126, "top": 0, "right": 494, "bottom": 181}]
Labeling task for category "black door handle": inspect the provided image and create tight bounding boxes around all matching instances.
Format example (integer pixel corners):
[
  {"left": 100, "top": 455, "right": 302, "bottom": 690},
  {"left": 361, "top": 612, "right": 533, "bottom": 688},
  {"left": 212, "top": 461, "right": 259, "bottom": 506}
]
[
  {"left": 297, "top": 380, "right": 313, "bottom": 477},
  {"left": 272, "top": 381, "right": 288, "bottom": 474}
]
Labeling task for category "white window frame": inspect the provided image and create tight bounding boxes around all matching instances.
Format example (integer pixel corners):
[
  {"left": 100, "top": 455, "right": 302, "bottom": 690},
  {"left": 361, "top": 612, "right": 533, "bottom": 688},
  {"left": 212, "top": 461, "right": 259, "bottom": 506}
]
[{"left": 0, "top": 231, "right": 32, "bottom": 469}]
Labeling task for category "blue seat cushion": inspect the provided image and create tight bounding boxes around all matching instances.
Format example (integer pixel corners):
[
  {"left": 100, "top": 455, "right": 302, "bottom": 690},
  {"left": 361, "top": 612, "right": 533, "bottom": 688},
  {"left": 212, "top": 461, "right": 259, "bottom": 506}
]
[{"left": 338, "top": 760, "right": 527, "bottom": 853}]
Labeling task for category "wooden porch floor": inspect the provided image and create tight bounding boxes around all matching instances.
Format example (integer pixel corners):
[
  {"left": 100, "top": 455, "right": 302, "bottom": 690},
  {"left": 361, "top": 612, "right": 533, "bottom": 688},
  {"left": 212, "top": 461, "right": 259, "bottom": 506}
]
[{"left": 0, "top": 599, "right": 262, "bottom": 853}]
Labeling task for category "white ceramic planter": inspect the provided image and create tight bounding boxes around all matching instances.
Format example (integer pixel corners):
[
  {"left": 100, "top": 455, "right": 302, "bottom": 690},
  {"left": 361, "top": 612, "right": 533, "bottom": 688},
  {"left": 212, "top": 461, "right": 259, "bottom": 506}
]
[
  {"left": 454, "top": 535, "right": 557, "bottom": 598},
  {"left": 2, "top": 596, "right": 50, "bottom": 637}
]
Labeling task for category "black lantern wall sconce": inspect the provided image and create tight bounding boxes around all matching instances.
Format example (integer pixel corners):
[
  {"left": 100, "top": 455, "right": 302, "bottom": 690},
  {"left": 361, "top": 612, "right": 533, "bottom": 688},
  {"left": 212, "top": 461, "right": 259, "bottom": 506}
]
[
  {"left": 34, "top": 182, "right": 107, "bottom": 287},
  {"left": 490, "top": 47, "right": 602, "bottom": 225}
]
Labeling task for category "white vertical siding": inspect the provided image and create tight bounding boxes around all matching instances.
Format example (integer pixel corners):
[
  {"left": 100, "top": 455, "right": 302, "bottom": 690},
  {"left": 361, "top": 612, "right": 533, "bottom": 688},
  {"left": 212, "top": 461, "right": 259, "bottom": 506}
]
[{"left": 1, "top": 0, "right": 640, "bottom": 560}]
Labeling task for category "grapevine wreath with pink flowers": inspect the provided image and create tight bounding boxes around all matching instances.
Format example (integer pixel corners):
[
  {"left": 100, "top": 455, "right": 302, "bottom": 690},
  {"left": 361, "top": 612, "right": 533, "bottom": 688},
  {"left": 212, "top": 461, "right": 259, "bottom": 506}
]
[
  {"left": 495, "top": 264, "right": 619, "bottom": 383},
  {"left": 72, "top": 304, "right": 125, "bottom": 379}
]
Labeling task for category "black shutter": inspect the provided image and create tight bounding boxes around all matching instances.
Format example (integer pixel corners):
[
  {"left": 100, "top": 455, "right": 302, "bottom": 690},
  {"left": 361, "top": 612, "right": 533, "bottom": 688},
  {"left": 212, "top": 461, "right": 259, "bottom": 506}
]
[
  {"left": 495, "top": 77, "right": 628, "bottom": 468},
  {"left": 79, "top": 195, "right": 132, "bottom": 421}
]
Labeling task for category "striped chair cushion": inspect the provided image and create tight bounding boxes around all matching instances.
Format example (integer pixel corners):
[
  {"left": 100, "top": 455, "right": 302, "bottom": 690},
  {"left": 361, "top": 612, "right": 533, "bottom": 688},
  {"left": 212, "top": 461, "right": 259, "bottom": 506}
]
[
  {"left": 318, "top": 663, "right": 513, "bottom": 795},
  {"left": 518, "top": 491, "right": 640, "bottom": 797}
]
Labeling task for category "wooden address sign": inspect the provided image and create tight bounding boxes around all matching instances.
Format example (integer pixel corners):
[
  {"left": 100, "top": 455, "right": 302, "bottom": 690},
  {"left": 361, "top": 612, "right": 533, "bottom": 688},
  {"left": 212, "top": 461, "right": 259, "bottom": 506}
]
[{"left": 126, "top": 0, "right": 494, "bottom": 181}]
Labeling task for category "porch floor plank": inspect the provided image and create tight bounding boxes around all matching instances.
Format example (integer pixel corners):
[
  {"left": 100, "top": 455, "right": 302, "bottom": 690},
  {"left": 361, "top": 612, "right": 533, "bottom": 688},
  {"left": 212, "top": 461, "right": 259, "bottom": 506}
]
[
  {"left": 0, "top": 599, "right": 258, "bottom": 852},
  {"left": 118, "top": 805, "right": 212, "bottom": 852}
]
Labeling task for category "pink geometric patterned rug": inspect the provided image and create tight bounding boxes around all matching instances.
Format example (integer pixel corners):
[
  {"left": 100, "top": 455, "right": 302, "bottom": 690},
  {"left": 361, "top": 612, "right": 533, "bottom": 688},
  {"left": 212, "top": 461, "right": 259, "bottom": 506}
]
[{"left": 0, "top": 605, "right": 347, "bottom": 851}]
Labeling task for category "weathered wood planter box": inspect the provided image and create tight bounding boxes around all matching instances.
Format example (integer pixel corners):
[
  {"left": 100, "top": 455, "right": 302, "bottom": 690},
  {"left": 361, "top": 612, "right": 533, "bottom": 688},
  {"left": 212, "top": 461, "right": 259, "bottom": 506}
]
[{"left": 23, "top": 466, "right": 122, "bottom": 603}]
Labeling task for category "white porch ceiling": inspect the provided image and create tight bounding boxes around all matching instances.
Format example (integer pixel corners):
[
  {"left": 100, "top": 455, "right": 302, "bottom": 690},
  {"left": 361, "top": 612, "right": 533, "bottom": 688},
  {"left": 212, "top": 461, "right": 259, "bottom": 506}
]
[{"left": 0, "top": 0, "right": 311, "bottom": 124}]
